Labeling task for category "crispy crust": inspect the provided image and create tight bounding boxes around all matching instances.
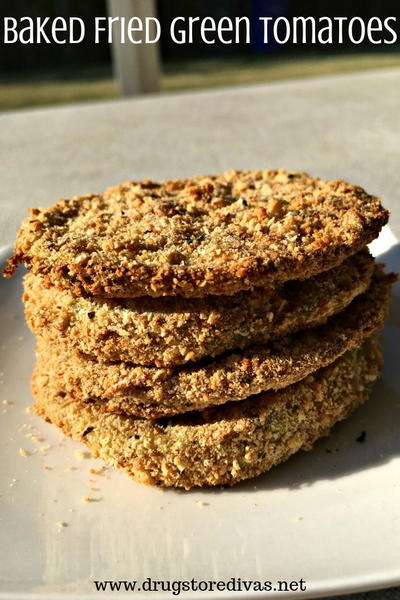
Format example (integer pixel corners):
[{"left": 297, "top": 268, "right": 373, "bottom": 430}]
[
  {"left": 33, "top": 268, "right": 394, "bottom": 418},
  {"left": 24, "top": 250, "right": 374, "bottom": 367},
  {"left": 5, "top": 169, "right": 388, "bottom": 298},
  {"left": 32, "top": 339, "right": 382, "bottom": 489}
]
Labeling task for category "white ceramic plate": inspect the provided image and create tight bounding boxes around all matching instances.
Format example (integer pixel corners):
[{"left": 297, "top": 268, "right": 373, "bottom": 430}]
[{"left": 0, "top": 227, "right": 399, "bottom": 600}]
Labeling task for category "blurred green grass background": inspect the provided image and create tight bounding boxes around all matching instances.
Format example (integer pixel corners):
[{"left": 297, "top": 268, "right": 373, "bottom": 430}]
[{"left": 1, "top": 53, "right": 400, "bottom": 111}]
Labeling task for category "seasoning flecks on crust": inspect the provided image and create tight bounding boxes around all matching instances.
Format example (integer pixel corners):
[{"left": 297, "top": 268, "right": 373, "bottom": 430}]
[
  {"left": 5, "top": 169, "right": 389, "bottom": 297},
  {"left": 23, "top": 249, "right": 374, "bottom": 367},
  {"left": 32, "top": 268, "right": 394, "bottom": 419},
  {"left": 32, "top": 338, "right": 382, "bottom": 489}
]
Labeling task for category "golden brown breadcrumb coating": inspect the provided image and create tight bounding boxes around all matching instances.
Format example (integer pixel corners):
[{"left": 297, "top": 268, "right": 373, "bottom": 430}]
[
  {"left": 5, "top": 169, "right": 388, "bottom": 297},
  {"left": 23, "top": 250, "right": 374, "bottom": 366},
  {"left": 32, "top": 338, "right": 382, "bottom": 489},
  {"left": 33, "top": 268, "right": 394, "bottom": 418}
]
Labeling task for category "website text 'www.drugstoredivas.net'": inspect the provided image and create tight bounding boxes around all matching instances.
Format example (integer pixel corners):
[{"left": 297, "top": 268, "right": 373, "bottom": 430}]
[{"left": 94, "top": 577, "right": 307, "bottom": 595}]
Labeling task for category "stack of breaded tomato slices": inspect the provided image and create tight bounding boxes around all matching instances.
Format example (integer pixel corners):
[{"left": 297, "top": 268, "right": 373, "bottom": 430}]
[{"left": 5, "top": 169, "right": 395, "bottom": 489}]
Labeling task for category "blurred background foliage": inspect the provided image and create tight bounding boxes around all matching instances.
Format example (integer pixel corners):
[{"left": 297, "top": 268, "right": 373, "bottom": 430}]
[{"left": 0, "top": 0, "right": 400, "bottom": 111}]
